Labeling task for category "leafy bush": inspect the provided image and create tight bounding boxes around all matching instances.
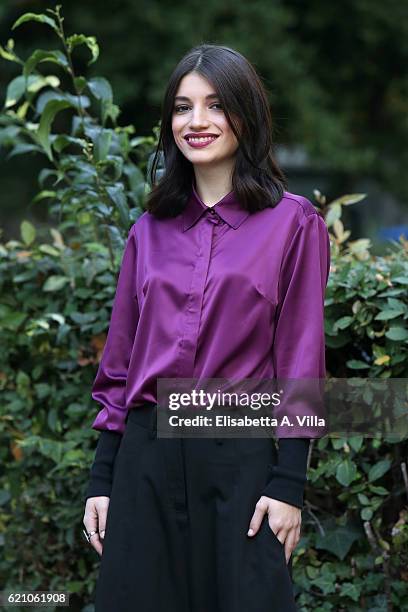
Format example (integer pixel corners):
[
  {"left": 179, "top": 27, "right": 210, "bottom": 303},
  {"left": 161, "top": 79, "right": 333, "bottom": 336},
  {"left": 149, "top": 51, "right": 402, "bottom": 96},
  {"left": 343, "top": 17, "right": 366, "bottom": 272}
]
[
  {"left": 299, "top": 193, "right": 408, "bottom": 610},
  {"left": 0, "top": 7, "right": 407, "bottom": 611}
]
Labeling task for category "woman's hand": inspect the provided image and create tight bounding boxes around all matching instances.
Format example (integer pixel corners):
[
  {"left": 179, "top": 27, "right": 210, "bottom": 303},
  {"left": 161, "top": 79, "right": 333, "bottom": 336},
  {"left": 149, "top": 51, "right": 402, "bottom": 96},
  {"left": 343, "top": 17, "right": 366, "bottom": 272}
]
[
  {"left": 83, "top": 496, "right": 110, "bottom": 557},
  {"left": 247, "top": 496, "right": 301, "bottom": 564}
]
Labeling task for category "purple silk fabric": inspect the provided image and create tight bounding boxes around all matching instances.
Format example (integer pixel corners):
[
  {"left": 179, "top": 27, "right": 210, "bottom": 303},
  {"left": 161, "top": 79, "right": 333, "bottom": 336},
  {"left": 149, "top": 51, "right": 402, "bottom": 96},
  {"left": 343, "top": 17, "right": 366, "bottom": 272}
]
[{"left": 91, "top": 183, "right": 331, "bottom": 435}]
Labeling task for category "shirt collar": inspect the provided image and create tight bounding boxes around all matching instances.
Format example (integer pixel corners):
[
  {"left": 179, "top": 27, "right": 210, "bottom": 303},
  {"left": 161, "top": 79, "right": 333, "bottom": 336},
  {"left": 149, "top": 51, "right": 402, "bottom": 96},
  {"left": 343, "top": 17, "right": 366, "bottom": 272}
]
[{"left": 182, "top": 180, "right": 250, "bottom": 232}]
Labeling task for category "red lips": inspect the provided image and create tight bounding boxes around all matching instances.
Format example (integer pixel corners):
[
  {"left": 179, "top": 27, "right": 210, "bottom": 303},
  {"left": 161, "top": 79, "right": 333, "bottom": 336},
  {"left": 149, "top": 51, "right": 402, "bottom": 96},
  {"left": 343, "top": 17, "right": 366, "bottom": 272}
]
[{"left": 184, "top": 133, "right": 219, "bottom": 140}]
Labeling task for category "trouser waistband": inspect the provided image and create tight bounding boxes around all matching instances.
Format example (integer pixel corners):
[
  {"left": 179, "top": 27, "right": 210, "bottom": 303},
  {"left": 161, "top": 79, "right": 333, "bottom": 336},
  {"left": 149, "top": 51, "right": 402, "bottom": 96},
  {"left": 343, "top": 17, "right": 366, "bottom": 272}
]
[
  {"left": 126, "top": 401, "right": 226, "bottom": 445},
  {"left": 126, "top": 402, "right": 157, "bottom": 438}
]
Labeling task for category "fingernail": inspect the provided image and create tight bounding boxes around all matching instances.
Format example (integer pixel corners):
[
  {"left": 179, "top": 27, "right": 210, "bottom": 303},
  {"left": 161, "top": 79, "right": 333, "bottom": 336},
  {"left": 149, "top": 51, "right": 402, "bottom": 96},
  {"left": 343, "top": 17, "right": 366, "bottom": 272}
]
[
  {"left": 247, "top": 528, "right": 254, "bottom": 536},
  {"left": 100, "top": 530, "right": 105, "bottom": 539}
]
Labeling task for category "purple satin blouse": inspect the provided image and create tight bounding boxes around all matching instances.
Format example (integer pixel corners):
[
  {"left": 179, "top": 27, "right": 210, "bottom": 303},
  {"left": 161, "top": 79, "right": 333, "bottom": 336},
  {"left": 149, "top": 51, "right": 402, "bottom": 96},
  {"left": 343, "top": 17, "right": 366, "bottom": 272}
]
[{"left": 91, "top": 183, "right": 331, "bottom": 435}]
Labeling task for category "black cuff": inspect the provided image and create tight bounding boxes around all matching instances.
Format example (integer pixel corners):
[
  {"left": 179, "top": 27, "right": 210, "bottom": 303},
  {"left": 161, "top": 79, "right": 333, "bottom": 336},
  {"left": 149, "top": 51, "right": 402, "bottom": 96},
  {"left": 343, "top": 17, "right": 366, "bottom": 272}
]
[
  {"left": 84, "top": 430, "right": 123, "bottom": 501},
  {"left": 260, "top": 438, "right": 310, "bottom": 509}
]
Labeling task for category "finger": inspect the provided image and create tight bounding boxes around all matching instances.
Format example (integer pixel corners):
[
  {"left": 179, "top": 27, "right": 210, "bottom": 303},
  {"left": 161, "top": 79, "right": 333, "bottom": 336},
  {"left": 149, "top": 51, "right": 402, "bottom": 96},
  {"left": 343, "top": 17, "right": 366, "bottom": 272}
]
[
  {"left": 267, "top": 516, "right": 286, "bottom": 547},
  {"left": 94, "top": 498, "right": 110, "bottom": 554},
  {"left": 98, "top": 504, "right": 108, "bottom": 541},
  {"left": 247, "top": 497, "right": 268, "bottom": 537},
  {"left": 84, "top": 498, "right": 109, "bottom": 556},
  {"left": 83, "top": 514, "right": 103, "bottom": 556},
  {"left": 295, "top": 524, "right": 301, "bottom": 545},
  {"left": 283, "top": 528, "right": 297, "bottom": 564},
  {"left": 90, "top": 530, "right": 103, "bottom": 556}
]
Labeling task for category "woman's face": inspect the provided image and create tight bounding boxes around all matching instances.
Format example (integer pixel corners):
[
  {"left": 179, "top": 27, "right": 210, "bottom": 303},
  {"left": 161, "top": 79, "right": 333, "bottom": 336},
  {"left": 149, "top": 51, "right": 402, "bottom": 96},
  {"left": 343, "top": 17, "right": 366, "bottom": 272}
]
[{"left": 172, "top": 72, "right": 240, "bottom": 168}]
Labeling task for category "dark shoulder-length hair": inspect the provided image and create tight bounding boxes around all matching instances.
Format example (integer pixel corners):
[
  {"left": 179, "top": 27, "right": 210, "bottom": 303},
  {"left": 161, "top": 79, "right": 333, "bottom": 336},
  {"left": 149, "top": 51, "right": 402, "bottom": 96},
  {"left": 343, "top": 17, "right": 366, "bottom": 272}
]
[{"left": 145, "top": 43, "right": 288, "bottom": 218}]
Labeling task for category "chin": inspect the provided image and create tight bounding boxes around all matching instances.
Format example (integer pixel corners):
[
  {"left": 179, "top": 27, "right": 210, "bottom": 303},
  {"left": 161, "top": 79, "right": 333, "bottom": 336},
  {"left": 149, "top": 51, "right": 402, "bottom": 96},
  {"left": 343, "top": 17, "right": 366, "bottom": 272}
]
[{"left": 190, "top": 157, "right": 222, "bottom": 166}]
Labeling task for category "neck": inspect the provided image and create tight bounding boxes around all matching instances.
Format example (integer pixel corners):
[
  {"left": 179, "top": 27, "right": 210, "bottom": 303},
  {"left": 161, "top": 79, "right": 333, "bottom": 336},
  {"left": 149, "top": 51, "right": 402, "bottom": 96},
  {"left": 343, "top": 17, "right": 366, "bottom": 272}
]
[{"left": 193, "top": 160, "right": 235, "bottom": 206}]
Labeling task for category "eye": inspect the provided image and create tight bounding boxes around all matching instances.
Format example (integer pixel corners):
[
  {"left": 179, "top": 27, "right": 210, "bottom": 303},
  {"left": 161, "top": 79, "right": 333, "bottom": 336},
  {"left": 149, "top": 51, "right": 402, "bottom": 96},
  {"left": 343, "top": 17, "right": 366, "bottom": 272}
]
[
  {"left": 173, "top": 102, "right": 223, "bottom": 113},
  {"left": 174, "top": 104, "right": 190, "bottom": 113}
]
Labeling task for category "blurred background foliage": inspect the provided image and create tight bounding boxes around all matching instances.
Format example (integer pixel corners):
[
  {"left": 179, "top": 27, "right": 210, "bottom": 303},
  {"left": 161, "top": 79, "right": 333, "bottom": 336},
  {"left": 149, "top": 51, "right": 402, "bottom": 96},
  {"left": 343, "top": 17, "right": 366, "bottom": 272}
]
[
  {"left": 0, "top": 0, "right": 407, "bottom": 249},
  {"left": 0, "top": 4, "right": 407, "bottom": 612}
]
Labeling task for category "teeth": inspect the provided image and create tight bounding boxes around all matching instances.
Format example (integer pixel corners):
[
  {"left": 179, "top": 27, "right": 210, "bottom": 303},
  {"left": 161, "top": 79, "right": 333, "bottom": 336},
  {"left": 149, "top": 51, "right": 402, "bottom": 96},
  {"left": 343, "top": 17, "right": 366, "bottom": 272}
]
[{"left": 187, "top": 136, "right": 217, "bottom": 143}]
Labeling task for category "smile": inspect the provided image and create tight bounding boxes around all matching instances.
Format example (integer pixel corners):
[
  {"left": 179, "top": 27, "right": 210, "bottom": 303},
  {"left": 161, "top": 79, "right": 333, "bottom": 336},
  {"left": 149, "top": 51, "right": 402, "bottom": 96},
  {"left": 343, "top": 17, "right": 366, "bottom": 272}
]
[{"left": 185, "top": 136, "right": 219, "bottom": 148}]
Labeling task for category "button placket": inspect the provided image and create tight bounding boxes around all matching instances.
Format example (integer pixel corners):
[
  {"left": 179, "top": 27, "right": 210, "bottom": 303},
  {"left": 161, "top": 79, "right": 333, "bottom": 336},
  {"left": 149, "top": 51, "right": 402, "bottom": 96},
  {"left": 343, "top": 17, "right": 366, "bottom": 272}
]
[
  {"left": 175, "top": 218, "right": 214, "bottom": 377},
  {"left": 207, "top": 208, "right": 220, "bottom": 224}
]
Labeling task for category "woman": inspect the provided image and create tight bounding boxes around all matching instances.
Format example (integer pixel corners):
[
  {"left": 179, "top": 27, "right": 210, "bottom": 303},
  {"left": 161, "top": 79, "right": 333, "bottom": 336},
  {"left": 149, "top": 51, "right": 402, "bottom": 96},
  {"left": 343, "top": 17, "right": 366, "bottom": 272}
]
[{"left": 83, "top": 43, "right": 330, "bottom": 612}]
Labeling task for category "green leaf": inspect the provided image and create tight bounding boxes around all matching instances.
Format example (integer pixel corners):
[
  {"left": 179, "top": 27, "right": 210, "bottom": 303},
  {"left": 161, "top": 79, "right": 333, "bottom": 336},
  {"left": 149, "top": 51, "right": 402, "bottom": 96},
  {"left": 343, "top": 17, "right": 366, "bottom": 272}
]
[
  {"left": 330, "top": 193, "right": 367, "bottom": 206},
  {"left": 32, "top": 190, "right": 57, "bottom": 204},
  {"left": 387, "top": 297, "right": 406, "bottom": 310},
  {"left": 67, "top": 34, "right": 99, "bottom": 65},
  {"left": 12, "top": 12, "right": 58, "bottom": 32},
  {"left": 0, "top": 312, "right": 27, "bottom": 330},
  {"left": 36, "top": 99, "right": 74, "bottom": 160},
  {"left": 0, "top": 42, "right": 20, "bottom": 63},
  {"left": 62, "top": 449, "right": 86, "bottom": 464},
  {"left": 65, "top": 580, "right": 83, "bottom": 593},
  {"left": 374, "top": 309, "right": 405, "bottom": 320},
  {"left": 43, "top": 275, "right": 70, "bottom": 292},
  {"left": 5, "top": 75, "right": 29, "bottom": 108},
  {"left": 315, "top": 523, "right": 361, "bottom": 560},
  {"left": 94, "top": 130, "right": 112, "bottom": 162},
  {"left": 312, "top": 574, "right": 337, "bottom": 595},
  {"left": 104, "top": 102, "right": 120, "bottom": 124},
  {"left": 368, "top": 459, "right": 391, "bottom": 482},
  {"left": 339, "top": 582, "right": 360, "bottom": 602},
  {"left": 23, "top": 50, "right": 69, "bottom": 79},
  {"left": 73, "top": 76, "right": 87, "bottom": 92},
  {"left": 87, "top": 77, "right": 112, "bottom": 102},
  {"left": 333, "top": 316, "right": 353, "bottom": 331},
  {"left": 348, "top": 435, "right": 363, "bottom": 452},
  {"left": 331, "top": 437, "right": 347, "bottom": 449},
  {"left": 336, "top": 458, "right": 358, "bottom": 486},
  {"left": 7, "top": 144, "right": 42, "bottom": 159},
  {"left": 326, "top": 203, "right": 341, "bottom": 226},
  {"left": 357, "top": 493, "right": 370, "bottom": 505},
  {"left": 346, "top": 359, "right": 370, "bottom": 369},
  {"left": 305, "top": 565, "right": 318, "bottom": 580},
  {"left": 20, "top": 220, "right": 36, "bottom": 245},
  {"left": 368, "top": 485, "right": 389, "bottom": 496},
  {"left": 348, "top": 238, "right": 372, "bottom": 256},
  {"left": 106, "top": 184, "right": 130, "bottom": 227},
  {"left": 385, "top": 327, "right": 408, "bottom": 341},
  {"left": 27, "top": 75, "right": 60, "bottom": 94},
  {"left": 52, "top": 134, "right": 87, "bottom": 153},
  {"left": 88, "top": 77, "right": 114, "bottom": 124},
  {"left": 361, "top": 507, "right": 373, "bottom": 520},
  {"left": 36, "top": 91, "right": 67, "bottom": 114},
  {"left": 47, "top": 407, "right": 58, "bottom": 432},
  {"left": 69, "top": 312, "right": 98, "bottom": 324}
]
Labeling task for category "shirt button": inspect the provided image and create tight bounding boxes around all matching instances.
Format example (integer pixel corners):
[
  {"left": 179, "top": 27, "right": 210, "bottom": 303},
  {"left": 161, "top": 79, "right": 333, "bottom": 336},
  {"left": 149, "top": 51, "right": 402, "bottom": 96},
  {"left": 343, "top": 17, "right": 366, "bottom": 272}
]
[{"left": 209, "top": 208, "right": 216, "bottom": 215}]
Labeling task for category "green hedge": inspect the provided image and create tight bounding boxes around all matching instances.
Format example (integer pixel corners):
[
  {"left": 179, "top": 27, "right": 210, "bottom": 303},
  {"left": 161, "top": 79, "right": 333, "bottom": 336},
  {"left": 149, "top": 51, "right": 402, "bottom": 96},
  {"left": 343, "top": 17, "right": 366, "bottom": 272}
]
[{"left": 1, "top": 7, "right": 407, "bottom": 611}]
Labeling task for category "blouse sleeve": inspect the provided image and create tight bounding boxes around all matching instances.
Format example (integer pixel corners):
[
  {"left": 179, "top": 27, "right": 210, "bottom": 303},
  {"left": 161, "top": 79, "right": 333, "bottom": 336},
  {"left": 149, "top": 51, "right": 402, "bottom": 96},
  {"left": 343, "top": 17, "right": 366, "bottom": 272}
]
[
  {"left": 90, "top": 224, "right": 139, "bottom": 435},
  {"left": 261, "top": 209, "right": 331, "bottom": 508},
  {"left": 272, "top": 209, "right": 330, "bottom": 382}
]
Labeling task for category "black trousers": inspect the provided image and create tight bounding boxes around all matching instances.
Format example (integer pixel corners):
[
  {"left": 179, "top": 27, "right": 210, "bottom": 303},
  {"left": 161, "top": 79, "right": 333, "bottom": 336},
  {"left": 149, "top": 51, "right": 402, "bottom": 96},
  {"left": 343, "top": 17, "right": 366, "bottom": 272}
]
[{"left": 94, "top": 403, "right": 297, "bottom": 612}]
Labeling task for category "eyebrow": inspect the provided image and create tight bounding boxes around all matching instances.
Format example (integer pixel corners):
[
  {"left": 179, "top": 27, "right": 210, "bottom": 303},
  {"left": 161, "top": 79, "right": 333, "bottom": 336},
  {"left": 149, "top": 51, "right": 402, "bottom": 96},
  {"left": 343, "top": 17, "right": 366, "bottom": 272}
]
[{"left": 174, "top": 93, "right": 219, "bottom": 102}]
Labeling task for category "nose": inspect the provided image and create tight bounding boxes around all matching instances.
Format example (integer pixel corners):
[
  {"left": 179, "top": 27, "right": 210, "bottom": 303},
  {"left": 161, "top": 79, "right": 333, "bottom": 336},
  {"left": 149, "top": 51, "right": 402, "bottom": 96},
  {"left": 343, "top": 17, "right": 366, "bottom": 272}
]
[{"left": 189, "top": 105, "right": 210, "bottom": 128}]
